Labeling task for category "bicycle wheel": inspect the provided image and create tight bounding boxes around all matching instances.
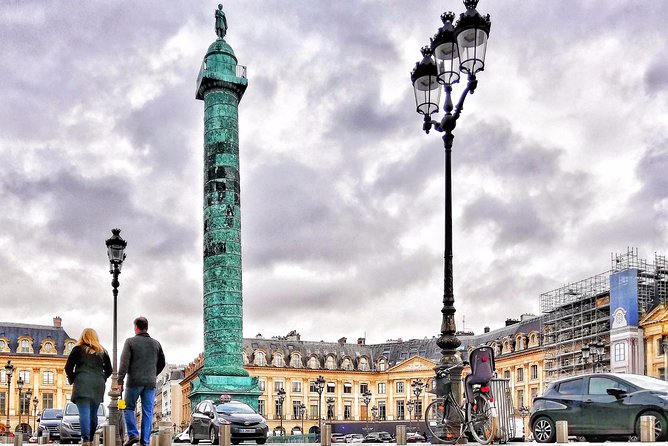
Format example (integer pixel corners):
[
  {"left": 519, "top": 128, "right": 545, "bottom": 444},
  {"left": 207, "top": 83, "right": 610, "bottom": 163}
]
[
  {"left": 425, "top": 397, "right": 465, "bottom": 444},
  {"left": 468, "top": 391, "right": 496, "bottom": 444}
]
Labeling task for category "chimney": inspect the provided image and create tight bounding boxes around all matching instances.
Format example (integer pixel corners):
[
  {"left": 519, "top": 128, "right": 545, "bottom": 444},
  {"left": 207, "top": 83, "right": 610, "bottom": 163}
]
[
  {"left": 53, "top": 316, "right": 62, "bottom": 328},
  {"left": 484, "top": 326, "right": 490, "bottom": 333},
  {"left": 338, "top": 337, "right": 347, "bottom": 346},
  {"left": 505, "top": 318, "right": 519, "bottom": 326},
  {"left": 357, "top": 337, "right": 366, "bottom": 345}
]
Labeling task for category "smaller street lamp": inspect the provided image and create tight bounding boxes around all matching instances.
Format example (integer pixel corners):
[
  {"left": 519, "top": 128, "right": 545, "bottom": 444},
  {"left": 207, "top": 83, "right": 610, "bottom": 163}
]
[
  {"left": 518, "top": 406, "right": 530, "bottom": 441},
  {"left": 581, "top": 340, "right": 606, "bottom": 373},
  {"left": 411, "top": 380, "right": 424, "bottom": 421},
  {"left": 315, "top": 376, "right": 325, "bottom": 440},
  {"left": 4, "top": 361, "right": 13, "bottom": 433},
  {"left": 326, "top": 397, "right": 335, "bottom": 421},
  {"left": 17, "top": 377, "right": 24, "bottom": 435},
  {"left": 277, "top": 388, "right": 286, "bottom": 436},
  {"left": 25, "top": 388, "right": 32, "bottom": 435},
  {"left": 298, "top": 403, "right": 306, "bottom": 437},
  {"left": 663, "top": 338, "right": 668, "bottom": 381},
  {"left": 32, "top": 396, "right": 39, "bottom": 433},
  {"left": 406, "top": 400, "right": 414, "bottom": 429},
  {"left": 362, "top": 390, "right": 372, "bottom": 434}
]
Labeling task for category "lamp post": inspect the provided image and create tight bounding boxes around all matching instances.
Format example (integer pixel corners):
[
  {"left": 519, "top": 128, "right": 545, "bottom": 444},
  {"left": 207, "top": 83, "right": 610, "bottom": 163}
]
[
  {"left": 315, "top": 375, "right": 325, "bottom": 440},
  {"left": 518, "top": 406, "right": 530, "bottom": 441},
  {"left": 663, "top": 338, "right": 668, "bottom": 381},
  {"left": 4, "top": 361, "right": 13, "bottom": 434},
  {"left": 406, "top": 400, "right": 414, "bottom": 430},
  {"left": 106, "top": 228, "right": 127, "bottom": 446},
  {"left": 581, "top": 341, "right": 606, "bottom": 373},
  {"left": 410, "top": 0, "right": 491, "bottom": 402},
  {"left": 24, "top": 388, "right": 32, "bottom": 436},
  {"left": 277, "top": 387, "right": 286, "bottom": 436},
  {"left": 370, "top": 406, "right": 378, "bottom": 428},
  {"left": 362, "top": 390, "right": 372, "bottom": 434},
  {"left": 411, "top": 380, "right": 424, "bottom": 421},
  {"left": 17, "top": 377, "right": 24, "bottom": 435},
  {"left": 32, "top": 396, "right": 38, "bottom": 434},
  {"left": 299, "top": 403, "right": 306, "bottom": 437}
]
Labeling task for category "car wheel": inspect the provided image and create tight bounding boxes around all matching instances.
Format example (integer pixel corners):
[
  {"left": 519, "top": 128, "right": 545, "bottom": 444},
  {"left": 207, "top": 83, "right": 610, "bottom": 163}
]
[
  {"left": 635, "top": 410, "right": 668, "bottom": 441},
  {"left": 256, "top": 439, "right": 266, "bottom": 445},
  {"left": 209, "top": 427, "right": 218, "bottom": 445},
  {"left": 532, "top": 416, "right": 556, "bottom": 443},
  {"left": 189, "top": 427, "right": 199, "bottom": 445}
]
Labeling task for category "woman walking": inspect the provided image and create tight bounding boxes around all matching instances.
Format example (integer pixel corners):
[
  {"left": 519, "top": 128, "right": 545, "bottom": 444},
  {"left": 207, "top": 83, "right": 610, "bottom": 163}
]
[{"left": 65, "top": 328, "right": 113, "bottom": 446}]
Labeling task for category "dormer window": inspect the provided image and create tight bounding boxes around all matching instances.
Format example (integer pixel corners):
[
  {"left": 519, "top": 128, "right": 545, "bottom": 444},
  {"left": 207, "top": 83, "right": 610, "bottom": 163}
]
[
  {"left": 358, "top": 357, "right": 370, "bottom": 372},
  {"left": 308, "top": 356, "right": 319, "bottom": 369},
  {"left": 254, "top": 351, "right": 267, "bottom": 366},
  {"left": 272, "top": 354, "right": 284, "bottom": 367},
  {"left": 18, "top": 338, "right": 33, "bottom": 354},
  {"left": 290, "top": 354, "right": 301, "bottom": 368},
  {"left": 325, "top": 356, "right": 336, "bottom": 370}
]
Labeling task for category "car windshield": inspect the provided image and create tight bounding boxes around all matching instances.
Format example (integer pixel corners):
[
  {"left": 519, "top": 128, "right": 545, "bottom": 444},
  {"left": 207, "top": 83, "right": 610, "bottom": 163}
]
[
  {"left": 41, "top": 409, "right": 62, "bottom": 420},
  {"left": 65, "top": 404, "right": 106, "bottom": 416},
  {"left": 215, "top": 402, "right": 255, "bottom": 414},
  {"left": 620, "top": 374, "right": 668, "bottom": 391}
]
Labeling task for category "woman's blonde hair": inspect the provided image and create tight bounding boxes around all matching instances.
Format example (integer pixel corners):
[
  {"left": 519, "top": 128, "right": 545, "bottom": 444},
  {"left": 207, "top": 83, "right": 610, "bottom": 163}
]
[{"left": 76, "top": 328, "right": 104, "bottom": 354}]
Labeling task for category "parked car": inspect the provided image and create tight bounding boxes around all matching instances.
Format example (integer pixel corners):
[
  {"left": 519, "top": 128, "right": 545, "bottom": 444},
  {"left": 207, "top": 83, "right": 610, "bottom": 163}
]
[
  {"left": 37, "top": 408, "right": 63, "bottom": 440},
  {"left": 530, "top": 373, "right": 668, "bottom": 442},
  {"left": 406, "top": 432, "right": 425, "bottom": 442},
  {"left": 345, "top": 433, "right": 364, "bottom": 443},
  {"left": 331, "top": 432, "right": 347, "bottom": 442},
  {"left": 189, "top": 399, "right": 268, "bottom": 445},
  {"left": 174, "top": 428, "right": 190, "bottom": 443},
  {"left": 362, "top": 431, "right": 393, "bottom": 443},
  {"left": 60, "top": 402, "right": 108, "bottom": 444}
]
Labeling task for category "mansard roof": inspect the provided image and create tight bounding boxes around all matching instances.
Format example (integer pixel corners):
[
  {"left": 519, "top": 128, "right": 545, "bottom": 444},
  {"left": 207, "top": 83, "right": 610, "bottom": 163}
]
[{"left": 0, "top": 321, "right": 73, "bottom": 356}]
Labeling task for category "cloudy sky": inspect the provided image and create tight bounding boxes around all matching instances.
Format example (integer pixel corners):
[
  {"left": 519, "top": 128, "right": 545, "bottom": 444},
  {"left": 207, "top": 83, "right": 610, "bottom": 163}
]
[{"left": 1, "top": 1, "right": 667, "bottom": 365}]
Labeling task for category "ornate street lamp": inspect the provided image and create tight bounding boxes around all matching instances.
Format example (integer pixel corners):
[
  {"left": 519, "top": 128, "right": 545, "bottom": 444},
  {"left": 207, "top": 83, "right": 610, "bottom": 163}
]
[
  {"left": 106, "top": 228, "right": 127, "bottom": 446},
  {"left": 362, "top": 390, "right": 372, "bottom": 434},
  {"left": 277, "top": 387, "right": 286, "bottom": 436},
  {"left": 16, "top": 377, "right": 24, "bottom": 435},
  {"left": 299, "top": 403, "right": 306, "bottom": 437},
  {"left": 315, "top": 376, "right": 325, "bottom": 440},
  {"left": 32, "top": 396, "right": 38, "bottom": 434},
  {"left": 410, "top": 0, "right": 491, "bottom": 402},
  {"left": 581, "top": 341, "right": 606, "bottom": 373},
  {"left": 371, "top": 405, "right": 378, "bottom": 426},
  {"left": 4, "top": 361, "right": 13, "bottom": 433},
  {"left": 518, "top": 406, "right": 530, "bottom": 441},
  {"left": 24, "top": 388, "right": 32, "bottom": 436},
  {"left": 406, "top": 400, "right": 414, "bottom": 429},
  {"left": 411, "top": 380, "right": 424, "bottom": 421}
]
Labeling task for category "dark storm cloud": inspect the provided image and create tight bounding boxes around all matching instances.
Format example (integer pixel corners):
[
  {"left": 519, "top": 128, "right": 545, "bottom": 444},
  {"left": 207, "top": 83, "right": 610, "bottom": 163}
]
[{"left": 644, "top": 58, "right": 668, "bottom": 93}]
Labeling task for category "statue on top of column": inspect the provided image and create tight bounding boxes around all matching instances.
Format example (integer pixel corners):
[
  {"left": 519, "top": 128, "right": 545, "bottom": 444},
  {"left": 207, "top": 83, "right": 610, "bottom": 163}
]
[{"left": 215, "top": 4, "right": 228, "bottom": 39}]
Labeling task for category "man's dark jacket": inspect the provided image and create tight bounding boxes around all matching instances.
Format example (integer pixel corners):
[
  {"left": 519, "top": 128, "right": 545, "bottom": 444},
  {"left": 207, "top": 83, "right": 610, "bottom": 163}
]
[{"left": 118, "top": 331, "right": 166, "bottom": 388}]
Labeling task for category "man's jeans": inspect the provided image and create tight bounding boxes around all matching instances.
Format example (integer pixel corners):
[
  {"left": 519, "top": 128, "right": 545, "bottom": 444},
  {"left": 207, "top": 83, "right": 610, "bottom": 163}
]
[
  {"left": 123, "top": 386, "right": 156, "bottom": 445},
  {"left": 76, "top": 399, "right": 99, "bottom": 441}
]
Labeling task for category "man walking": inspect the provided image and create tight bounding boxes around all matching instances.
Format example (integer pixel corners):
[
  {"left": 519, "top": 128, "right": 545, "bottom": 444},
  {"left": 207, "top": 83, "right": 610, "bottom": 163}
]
[{"left": 118, "top": 316, "right": 166, "bottom": 446}]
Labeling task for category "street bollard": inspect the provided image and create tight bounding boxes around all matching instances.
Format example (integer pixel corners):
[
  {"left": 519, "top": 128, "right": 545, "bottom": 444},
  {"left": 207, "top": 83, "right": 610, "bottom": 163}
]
[
  {"left": 219, "top": 424, "right": 231, "bottom": 446},
  {"left": 149, "top": 434, "right": 158, "bottom": 446},
  {"left": 321, "top": 424, "right": 332, "bottom": 446},
  {"left": 640, "top": 415, "right": 656, "bottom": 442},
  {"left": 102, "top": 425, "right": 116, "bottom": 446},
  {"left": 396, "top": 425, "right": 407, "bottom": 445},
  {"left": 555, "top": 420, "right": 568, "bottom": 443},
  {"left": 13, "top": 434, "right": 21, "bottom": 446},
  {"left": 93, "top": 432, "right": 101, "bottom": 445},
  {"left": 158, "top": 421, "right": 172, "bottom": 446}
]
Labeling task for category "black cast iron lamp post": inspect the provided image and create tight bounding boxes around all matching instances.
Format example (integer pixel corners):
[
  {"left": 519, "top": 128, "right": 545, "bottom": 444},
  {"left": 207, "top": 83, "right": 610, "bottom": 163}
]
[
  {"left": 32, "top": 396, "right": 38, "bottom": 434},
  {"left": 277, "top": 387, "right": 286, "bottom": 435},
  {"left": 406, "top": 400, "right": 414, "bottom": 429},
  {"left": 362, "top": 390, "right": 372, "bottom": 433},
  {"left": 315, "top": 376, "right": 325, "bottom": 439},
  {"left": 299, "top": 403, "right": 306, "bottom": 437},
  {"left": 4, "top": 361, "right": 13, "bottom": 433},
  {"left": 106, "top": 228, "right": 127, "bottom": 446},
  {"left": 410, "top": 0, "right": 491, "bottom": 401},
  {"left": 411, "top": 379, "right": 424, "bottom": 421},
  {"left": 17, "top": 377, "right": 23, "bottom": 435},
  {"left": 25, "top": 388, "right": 32, "bottom": 436}
]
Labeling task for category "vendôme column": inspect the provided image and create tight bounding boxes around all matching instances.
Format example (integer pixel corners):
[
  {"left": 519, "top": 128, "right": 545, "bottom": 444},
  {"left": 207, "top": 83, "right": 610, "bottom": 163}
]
[{"left": 190, "top": 4, "right": 260, "bottom": 408}]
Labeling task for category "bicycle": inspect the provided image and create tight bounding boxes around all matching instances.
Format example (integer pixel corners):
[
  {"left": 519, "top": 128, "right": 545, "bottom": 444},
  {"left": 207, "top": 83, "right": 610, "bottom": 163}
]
[{"left": 424, "top": 363, "right": 497, "bottom": 444}]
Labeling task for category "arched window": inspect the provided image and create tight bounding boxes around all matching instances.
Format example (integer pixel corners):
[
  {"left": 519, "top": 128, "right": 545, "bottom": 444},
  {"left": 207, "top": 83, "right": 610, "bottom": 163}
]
[
  {"left": 19, "top": 339, "right": 32, "bottom": 353},
  {"left": 377, "top": 358, "right": 387, "bottom": 372},
  {"left": 342, "top": 358, "right": 352, "bottom": 371},
  {"left": 325, "top": 356, "right": 336, "bottom": 370},
  {"left": 308, "top": 356, "right": 319, "bottom": 369},
  {"left": 290, "top": 354, "right": 302, "bottom": 368},
  {"left": 64, "top": 341, "right": 75, "bottom": 355},
  {"left": 254, "top": 351, "right": 267, "bottom": 366},
  {"left": 272, "top": 354, "right": 285, "bottom": 367},
  {"left": 358, "top": 357, "right": 370, "bottom": 371}
]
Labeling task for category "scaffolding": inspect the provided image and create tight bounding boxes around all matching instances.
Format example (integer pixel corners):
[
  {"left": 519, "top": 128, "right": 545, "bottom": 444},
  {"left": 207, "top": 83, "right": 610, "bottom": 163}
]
[{"left": 540, "top": 248, "right": 668, "bottom": 382}]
